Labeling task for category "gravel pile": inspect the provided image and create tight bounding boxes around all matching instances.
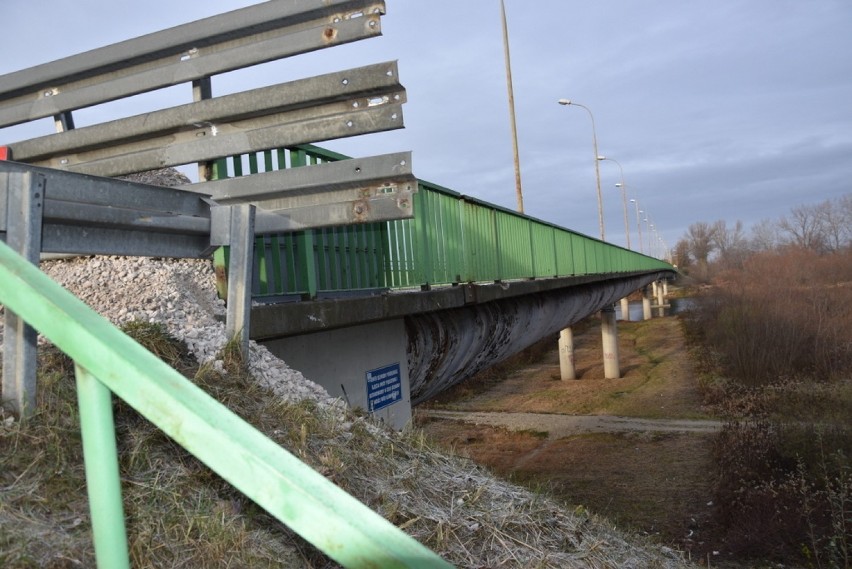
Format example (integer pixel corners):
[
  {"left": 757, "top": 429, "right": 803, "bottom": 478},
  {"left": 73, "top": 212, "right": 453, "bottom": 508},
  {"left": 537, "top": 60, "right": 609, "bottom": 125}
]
[
  {"left": 33, "top": 254, "right": 336, "bottom": 406},
  {"left": 1, "top": 167, "right": 335, "bottom": 407}
]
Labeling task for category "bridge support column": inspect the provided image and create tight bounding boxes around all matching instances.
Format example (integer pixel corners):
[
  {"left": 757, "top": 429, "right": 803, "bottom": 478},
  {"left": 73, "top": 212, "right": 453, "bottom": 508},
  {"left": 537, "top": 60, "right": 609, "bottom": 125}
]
[
  {"left": 657, "top": 280, "right": 666, "bottom": 317},
  {"left": 620, "top": 297, "right": 630, "bottom": 321},
  {"left": 558, "top": 327, "right": 576, "bottom": 380},
  {"left": 601, "top": 305, "right": 620, "bottom": 379},
  {"left": 642, "top": 287, "right": 652, "bottom": 320},
  {"left": 663, "top": 280, "right": 669, "bottom": 297}
]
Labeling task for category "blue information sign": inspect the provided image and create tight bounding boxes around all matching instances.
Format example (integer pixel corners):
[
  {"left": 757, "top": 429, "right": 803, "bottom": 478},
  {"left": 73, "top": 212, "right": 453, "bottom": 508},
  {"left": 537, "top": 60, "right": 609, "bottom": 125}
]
[{"left": 366, "top": 363, "right": 402, "bottom": 412}]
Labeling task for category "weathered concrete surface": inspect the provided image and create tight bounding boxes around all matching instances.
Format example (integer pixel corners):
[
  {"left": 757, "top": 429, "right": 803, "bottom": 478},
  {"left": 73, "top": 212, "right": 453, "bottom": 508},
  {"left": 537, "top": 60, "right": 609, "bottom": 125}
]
[
  {"left": 405, "top": 272, "right": 665, "bottom": 404},
  {"left": 249, "top": 271, "right": 668, "bottom": 340}
]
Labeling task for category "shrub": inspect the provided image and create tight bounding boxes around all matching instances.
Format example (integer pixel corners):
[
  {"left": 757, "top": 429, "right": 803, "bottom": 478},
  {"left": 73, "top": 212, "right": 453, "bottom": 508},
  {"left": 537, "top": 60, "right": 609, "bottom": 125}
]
[{"left": 687, "top": 247, "right": 852, "bottom": 566}]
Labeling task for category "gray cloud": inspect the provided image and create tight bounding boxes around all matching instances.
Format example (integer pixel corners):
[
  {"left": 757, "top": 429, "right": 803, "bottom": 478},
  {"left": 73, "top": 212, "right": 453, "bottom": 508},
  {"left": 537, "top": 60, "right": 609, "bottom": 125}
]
[{"left": 2, "top": 0, "right": 850, "bottom": 251}]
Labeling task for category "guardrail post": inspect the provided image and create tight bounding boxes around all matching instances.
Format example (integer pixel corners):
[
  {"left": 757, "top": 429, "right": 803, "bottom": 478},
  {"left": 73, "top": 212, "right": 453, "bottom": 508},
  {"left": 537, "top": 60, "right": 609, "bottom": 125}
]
[
  {"left": 225, "top": 204, "right": 256, "bottom": 359},
  {"left": 2, "top": 171, "right": 44, "bottom": 417},
  {"left": 75, "top": 364, "right": 130, "bottom": 569}
]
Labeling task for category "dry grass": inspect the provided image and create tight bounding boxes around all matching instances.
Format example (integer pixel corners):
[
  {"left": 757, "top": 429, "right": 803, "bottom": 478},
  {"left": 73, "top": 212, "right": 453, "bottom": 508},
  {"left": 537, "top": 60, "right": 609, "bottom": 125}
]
[
  {"left": 0, "top": 321, "right": 692, "bottom": 568},
  {"left": 426, "top": 316, "right": 712, "bottom": 421}
]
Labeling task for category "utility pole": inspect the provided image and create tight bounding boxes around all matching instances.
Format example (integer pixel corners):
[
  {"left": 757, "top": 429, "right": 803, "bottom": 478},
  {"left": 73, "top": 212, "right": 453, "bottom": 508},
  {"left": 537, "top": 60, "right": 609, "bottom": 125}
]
[{"left": 501, "top": 0, "right": 524, "bottom": 213}]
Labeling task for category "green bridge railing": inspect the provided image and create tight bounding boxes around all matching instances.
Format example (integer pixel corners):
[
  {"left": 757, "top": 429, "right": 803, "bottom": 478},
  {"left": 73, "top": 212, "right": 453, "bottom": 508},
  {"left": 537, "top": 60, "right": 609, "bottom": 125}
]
[
  {"left": 212, "top": 145, "right": 673, "bottom": 300},
  {"left": 0, "top": 239, "right": 452, "bottom": 568}
]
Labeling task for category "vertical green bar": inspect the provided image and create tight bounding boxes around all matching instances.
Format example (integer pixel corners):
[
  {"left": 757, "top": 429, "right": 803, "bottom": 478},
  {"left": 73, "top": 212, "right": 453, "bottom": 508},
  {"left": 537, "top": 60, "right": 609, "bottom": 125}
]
[
  {"left": 255, "top": 236, "right": 268, "bottom": 295},
  {"left": 491, "top": 208, "right": 502, "bottom": 280},
  {"left": 414, "top": 188, "right": 434, "bottom": 285},
  {"left": 213, "top": 246, "right": 230, "bottom": 298},
  {"left": 386, "top": 221, "right": 400, "bottom": 287},
  {"left": 269, "top": 235, "right": 284, "bottom": 294},
  {"left": 75, "top": 364, "right": 130, "bottom": 569},
  {"left": 302, "top": 231, "right": 318, "bottom": 298},
  {"left": 448, "top": 194, "right": 464, "bottom": 283},
  {"left": 290, "top": 149, "right": 318, "bottom": 297}
]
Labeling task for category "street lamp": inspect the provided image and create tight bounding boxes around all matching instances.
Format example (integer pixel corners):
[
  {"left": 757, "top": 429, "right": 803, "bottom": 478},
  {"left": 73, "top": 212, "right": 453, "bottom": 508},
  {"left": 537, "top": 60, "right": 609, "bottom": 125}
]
[
  {"left": 557, "top": 99, "right": 604, "bottom": 241},
  {"left": 643, "top": 216, "right": 652, "bottom": 255},
  {"left": 598, "top": 156, "right": 631, "bottom": 250},
  {"left": 629, "top": 199, "right": 644, "bottom": 254}
]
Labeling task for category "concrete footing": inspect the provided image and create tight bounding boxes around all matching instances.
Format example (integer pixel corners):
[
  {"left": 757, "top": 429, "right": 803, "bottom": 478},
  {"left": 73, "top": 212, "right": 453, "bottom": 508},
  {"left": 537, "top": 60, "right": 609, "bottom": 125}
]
[
  {"left": 558, "top": 327, "right": 576, "bottom": 380},
  {"left": 601, "top": 305, "right": 620, "bottom": 379}
]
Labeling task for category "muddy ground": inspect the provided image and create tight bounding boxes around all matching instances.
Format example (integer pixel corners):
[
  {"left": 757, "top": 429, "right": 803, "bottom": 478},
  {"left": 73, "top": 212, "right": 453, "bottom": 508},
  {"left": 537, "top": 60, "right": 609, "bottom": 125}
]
[{"left": 415, "top": 314, "right": 724, "bottom": 561}]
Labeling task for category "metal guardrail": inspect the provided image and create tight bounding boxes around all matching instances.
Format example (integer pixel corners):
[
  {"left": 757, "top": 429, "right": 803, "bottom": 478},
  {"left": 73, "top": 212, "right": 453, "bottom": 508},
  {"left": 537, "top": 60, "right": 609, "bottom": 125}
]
[
  {"left": 0, "top": 0, "right": 386, "bottom": 128},
  {"left": 1, "top": 0, "right": 416, "bottom": 413},
  {"left": 8, "top": 61, "right": 407, "bottom": 178},
  {"left": 213, "top": 144, "right": 673, "bottom": 300},
  {"left": 0, "top": 239, "right": 452, "bottom": 568}
]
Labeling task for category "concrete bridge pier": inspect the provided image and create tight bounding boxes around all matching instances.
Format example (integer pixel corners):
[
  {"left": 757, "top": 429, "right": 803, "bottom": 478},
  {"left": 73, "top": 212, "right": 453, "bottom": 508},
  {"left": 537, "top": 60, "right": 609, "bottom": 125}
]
[
  {"left": 263, "top": 319, "right": 413, "bottom": 429},
  {"left": 656, "top": 280, "right": 666, "bottom": 317},
  {"left": 642, "top": 286, "right": 652, "bottom": 320},
  {"left": 601, "top": 305, "right": 620, "bottom": 379},
  {"left": 558, "top": 327, "right": 576, "bottom": 380},
  {"left": 620, "top": 297, "right": 630, "bottom": 321}
]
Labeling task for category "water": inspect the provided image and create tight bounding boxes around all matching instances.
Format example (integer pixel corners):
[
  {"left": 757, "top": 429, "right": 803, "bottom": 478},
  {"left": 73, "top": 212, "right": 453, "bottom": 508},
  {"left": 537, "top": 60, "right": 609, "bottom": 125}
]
[{"left": 614, "top": 297, "right": 696, "bottom": 320}]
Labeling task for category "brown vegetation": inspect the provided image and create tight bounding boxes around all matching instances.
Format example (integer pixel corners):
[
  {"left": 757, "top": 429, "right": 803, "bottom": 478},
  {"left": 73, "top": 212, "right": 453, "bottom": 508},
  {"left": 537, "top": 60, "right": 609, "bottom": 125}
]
[{"left": 683, "top": 251, "right": 852, "bottom": 567}]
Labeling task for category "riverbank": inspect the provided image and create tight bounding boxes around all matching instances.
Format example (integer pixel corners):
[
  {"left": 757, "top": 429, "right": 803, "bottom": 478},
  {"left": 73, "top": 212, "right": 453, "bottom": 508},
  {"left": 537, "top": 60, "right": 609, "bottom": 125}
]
[{"left": 416, "top": 314, "right": 726, "bottom": 563}]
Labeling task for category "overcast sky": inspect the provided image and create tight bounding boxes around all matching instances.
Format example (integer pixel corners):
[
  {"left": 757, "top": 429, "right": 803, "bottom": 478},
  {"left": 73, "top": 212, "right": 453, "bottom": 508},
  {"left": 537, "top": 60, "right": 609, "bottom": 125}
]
[{"left": 2, "top": 1, "right": 851, "bottom": 253}]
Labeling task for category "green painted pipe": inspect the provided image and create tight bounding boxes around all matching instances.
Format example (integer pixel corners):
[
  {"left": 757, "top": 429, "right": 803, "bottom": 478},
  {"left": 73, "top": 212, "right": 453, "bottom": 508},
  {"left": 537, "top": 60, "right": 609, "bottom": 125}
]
[{"left": 75, "top": 364, "right": 130, "bottom": 569}]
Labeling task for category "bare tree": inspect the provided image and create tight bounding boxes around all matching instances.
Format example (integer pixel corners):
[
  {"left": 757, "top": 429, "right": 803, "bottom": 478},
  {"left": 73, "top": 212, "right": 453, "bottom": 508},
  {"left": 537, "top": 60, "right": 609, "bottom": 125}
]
[
  {"left": 673, "top": 238, "right": 691, "bottom": 270},
  {"left": 712, "top": 219, "right": 748, "bottom": 268},
  {"left": 686, "top": 221, "right": 717, "bottom": 265},
  {"left": 778, "top": 203, "right": 827, "bottom": 251},
  {"left": 750, "top": 218, "right": 780, "bottom": 252},
  {"left": 817, "top": 195, "right": 852, "bottom": 252}
]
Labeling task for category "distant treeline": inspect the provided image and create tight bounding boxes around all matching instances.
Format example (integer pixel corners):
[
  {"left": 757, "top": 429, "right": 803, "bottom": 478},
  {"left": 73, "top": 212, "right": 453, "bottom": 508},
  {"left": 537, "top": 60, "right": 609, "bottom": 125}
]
[{"left": 675, "top": 193, "right": 852, "bottom": 280}]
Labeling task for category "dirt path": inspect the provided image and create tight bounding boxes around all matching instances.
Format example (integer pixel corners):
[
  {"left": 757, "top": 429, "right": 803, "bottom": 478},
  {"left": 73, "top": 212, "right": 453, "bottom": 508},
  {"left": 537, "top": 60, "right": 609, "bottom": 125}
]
[{"left": 419, "top": 409, "right": 722, "bottom": 438}]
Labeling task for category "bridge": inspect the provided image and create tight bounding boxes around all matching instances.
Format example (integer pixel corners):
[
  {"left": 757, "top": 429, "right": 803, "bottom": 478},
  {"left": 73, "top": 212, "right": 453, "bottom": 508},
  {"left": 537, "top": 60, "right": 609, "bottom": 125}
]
[
  {"left": 204, "top": 144, "right": 675, "bottom": 428},
  {"left": 0, "top": 2, "right": 675, "bottom": 566}
]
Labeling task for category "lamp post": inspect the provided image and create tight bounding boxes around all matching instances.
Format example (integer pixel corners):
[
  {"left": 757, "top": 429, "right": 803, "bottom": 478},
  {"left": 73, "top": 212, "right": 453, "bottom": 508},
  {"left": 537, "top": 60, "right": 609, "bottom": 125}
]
[
  {"left": 557, "top": 99, "right": 604, "bottom": 241},
  {"left": 597, "top": 156, "right": 631, "bottom": 250},
  {"left": 648, "top": 223, "right": 657, "bottom": 255},
  {"left": 501, "top": 0, "right": 524, "bottom": 213},
  {"left": 643, "top": 215, "right": 651, "bottom": 254},
  {"left": 630, "top": 199, "right": 644, "bottom": 254}
]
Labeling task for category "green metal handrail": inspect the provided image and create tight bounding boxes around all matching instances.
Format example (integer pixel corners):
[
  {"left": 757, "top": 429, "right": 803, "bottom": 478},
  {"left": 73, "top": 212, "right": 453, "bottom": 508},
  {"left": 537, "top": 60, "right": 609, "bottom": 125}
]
[
  {"left": 213, "top": 145, "right": 673, "bottom": 299},
  {"left": 0, "top": 239, "right": 452, "bottom": 569}
]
